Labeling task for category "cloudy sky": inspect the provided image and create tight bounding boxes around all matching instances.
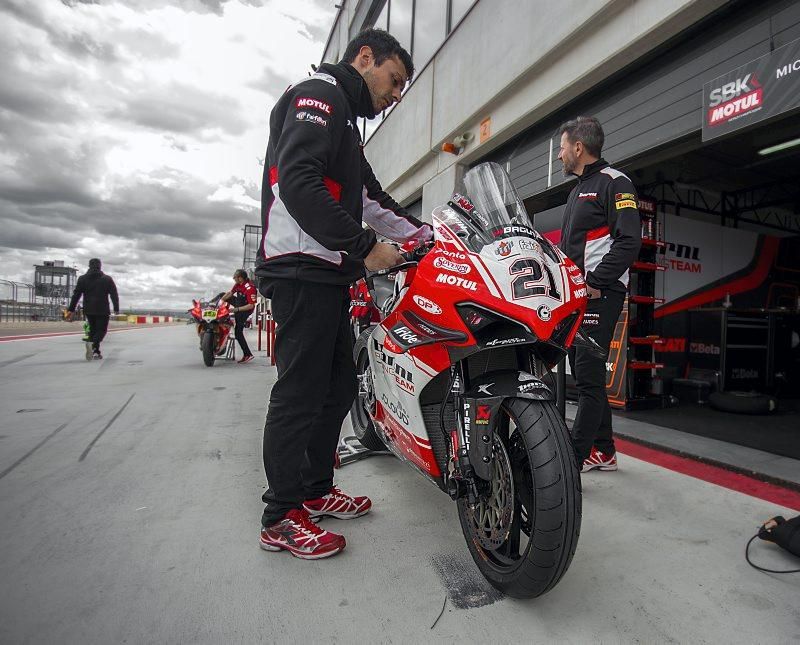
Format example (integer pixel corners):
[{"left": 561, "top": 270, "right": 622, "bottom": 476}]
[{"left": 0, "top": 0, "right": 335, "bottom": 310}]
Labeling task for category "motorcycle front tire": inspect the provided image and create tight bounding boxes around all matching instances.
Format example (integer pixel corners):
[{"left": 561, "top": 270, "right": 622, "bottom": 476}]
[
  {"left": 457, "top": 398, "right": 581, "bottom": 599},
  {"left": 349, "top": 327, "right": 385, "bottom": 451},
  {"left": 201, "top": 330, "right": 216, "bottom": 367}
]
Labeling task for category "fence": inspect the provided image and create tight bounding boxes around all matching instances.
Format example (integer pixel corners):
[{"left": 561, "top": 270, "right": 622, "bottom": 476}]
[{"left": 0, "top": 279, "right": 64, "bottom": 322}]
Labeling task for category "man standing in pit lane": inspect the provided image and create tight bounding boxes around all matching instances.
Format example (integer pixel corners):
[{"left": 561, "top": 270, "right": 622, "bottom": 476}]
[
  {"left": 66, "top": 258, "right": 120, "bottom": 361},
  {"left": 220, "top": 269, "right": 256, "bottom": 364},
  {"left": 557, "top": 116, "right": 641, "bottom": 473},
  {"left": 255, "top": 29, "right": 432, "bottom": 560}
]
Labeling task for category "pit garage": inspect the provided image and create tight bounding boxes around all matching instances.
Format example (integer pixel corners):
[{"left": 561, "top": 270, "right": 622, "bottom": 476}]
[{"left": 484, "top": 0, "right": 800, "bottom": 461}]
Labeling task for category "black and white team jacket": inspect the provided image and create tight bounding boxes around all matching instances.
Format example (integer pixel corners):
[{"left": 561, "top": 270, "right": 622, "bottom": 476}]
[
  {"left": 558, "top": 159, "right": 642, "bottom": 294},
  {"left": 255, "top": 61, "right": 431, "bottom": 288}
]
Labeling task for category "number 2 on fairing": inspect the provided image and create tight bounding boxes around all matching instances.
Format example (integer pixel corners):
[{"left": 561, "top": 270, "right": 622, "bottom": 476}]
[{"left": 509, "top": 258, "right": 561, "bottom": 300}]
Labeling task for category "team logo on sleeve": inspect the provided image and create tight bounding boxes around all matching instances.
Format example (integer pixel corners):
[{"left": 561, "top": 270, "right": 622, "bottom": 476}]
[
  {"left": 296, "top": 111, "right": 328, "bottom": 127},
  {"left": 614, "top": 193, "right": 637, "bottom": 210},
  {"left": 296, "top": 97, "right": 333, "bottom": 114}
]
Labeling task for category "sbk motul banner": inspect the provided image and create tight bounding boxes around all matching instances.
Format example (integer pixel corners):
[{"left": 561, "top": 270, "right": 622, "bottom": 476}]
[{"left": 702, "top": 37, "right": 800, "bottom": 141}]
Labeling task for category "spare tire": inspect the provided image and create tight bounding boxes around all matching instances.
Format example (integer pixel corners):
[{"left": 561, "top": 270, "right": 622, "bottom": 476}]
[{"left": 708, "top": 391, "right": 778, "bottom": 415}]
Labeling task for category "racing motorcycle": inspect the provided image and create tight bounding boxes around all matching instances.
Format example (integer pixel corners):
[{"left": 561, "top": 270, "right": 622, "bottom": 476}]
[
  {"left": 351, "top": 162, "right": 598, "bottom": 598},
  {"left": 189, "top": 294, "right": 233, "bottom": 367}
]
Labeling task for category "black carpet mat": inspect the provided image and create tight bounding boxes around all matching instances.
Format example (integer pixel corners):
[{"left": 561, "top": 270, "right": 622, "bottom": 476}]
[{"left": 615, "top": 399, "right": 800, "bottom": 461}]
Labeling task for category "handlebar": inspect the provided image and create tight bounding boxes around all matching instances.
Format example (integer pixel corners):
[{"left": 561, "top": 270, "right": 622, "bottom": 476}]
[
  {"left": 370, "top": 261, "right": 418, "bottom": 277},
  {"left": 367, "top": 239, "right": 435, "bottom": 277}
]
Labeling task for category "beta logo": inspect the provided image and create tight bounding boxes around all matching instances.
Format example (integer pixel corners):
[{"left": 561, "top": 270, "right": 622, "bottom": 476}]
[
  {"left": 413, "top": 295, "right": 442, "bottom": 315},
  {"left": 296, "top": 97, "right": 332, "bottom": 114},
  {"left": 537, "top": 304, "right": 552, "bottom": 321},
  {"left": 435, "top": 273, "right": 478, "bottom": 291},
  {"left": 433, "top": 257, "right": 471, "bottom": 274}
]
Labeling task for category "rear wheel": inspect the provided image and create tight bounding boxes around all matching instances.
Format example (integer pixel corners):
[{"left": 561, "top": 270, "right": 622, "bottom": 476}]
[
  {"left": 457, "top": 398, "right": 581, "bottom": 598},
  {"left": 201, "top": 330, "right": 215, "bottom": 367},
  {"left": 349, "top": 328, "right": 385, "bottom": 451}
]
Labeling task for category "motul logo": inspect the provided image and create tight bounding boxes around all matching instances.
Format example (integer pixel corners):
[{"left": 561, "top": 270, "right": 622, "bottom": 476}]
[
  {"left": 707, "top": 74, "right": 762, "bottom": 126},
  {"left": 296, "top": 97, "right": 332, "bottom": 114},
  {"left": 435, "top": 273, "right": 478, "bottom": 291},
  {"left": 707, "top": 89, "right": 762, "bottom": 126}
]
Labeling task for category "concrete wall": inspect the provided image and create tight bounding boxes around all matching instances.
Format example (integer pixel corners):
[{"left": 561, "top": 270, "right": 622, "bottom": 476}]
[{"left": 335, "top": 0, "right": 730, "bottom": 217}]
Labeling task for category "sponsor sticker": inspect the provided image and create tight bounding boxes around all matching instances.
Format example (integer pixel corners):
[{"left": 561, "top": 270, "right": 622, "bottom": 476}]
[
  {"left": 433, "top": 257, "right": 471, "bottom": 274},
  {"left": 615, "top": 199, "right": 637, "bottom": 210},
  {"left": 412, "top": 295, "right": 442, "bottom": 315},
  {"left": 476, "top": 405, "right": 491, "bottom": 425},
  {"left": 615, "top": 193, "right": 635, "bottom": 201},
  {"left": 485, "top": 337, "right": 527, "bottom": 346},
  {"left": 537, "top": 304, "right": 552, "bottom": 321},
  {"left": 296, "top": 111, "right": 328, "bottom": 127},
  {"left": 434, "top": 273, "right": 478, "bottom": 291},
  {"left": 578, "top": 192, "right": 598, "bottom": 199},
  {"left": 296, "top": 97, "right": 333, "bottom": 114},
  {"left": 495, "top": 240, "right": 514, "bottom": 258}
]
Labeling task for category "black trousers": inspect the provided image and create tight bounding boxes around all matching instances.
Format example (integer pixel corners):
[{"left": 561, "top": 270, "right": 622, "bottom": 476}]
[
  {"left": 86, "top": 314, "right": 110, "bottom": 351},
  {"left": 568, "top": 290, "right": 625, "bottom": 463},
  {"left": 234, "top": 312, "right": 252, "bottom": 357},
  {"left": 261, "top": 280, "right": 357, "bottom": 526}
]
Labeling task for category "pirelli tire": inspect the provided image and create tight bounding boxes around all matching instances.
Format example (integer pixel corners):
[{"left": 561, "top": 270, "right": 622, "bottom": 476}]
[
  {"left": 350, "top": 327, "right": 385, "bottom": 452},
  {"left": 457, "top": 398, "right": 582, "bottom": 599},
  {"left": 709, "top": 391, "right": 778, "bottom": 415},
  {"left": 201, "top": 329, "right": 215, "bottom": 367}
]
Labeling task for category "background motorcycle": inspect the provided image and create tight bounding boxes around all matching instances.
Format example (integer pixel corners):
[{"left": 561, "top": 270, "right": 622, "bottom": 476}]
[
  {"left": 351, "top": 162, "right": 599, "bottom": 598},
  {"left": 189, "top": 294, "right": 233, "bottom": 367}
]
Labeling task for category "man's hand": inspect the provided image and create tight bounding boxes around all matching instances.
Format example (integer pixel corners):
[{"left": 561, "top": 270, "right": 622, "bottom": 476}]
[
  {"left": 364, "top": 242, "right": 403, "bottom": 272},
  {"left": 587, "top": 286, "right": 602, "bottom": 299}
]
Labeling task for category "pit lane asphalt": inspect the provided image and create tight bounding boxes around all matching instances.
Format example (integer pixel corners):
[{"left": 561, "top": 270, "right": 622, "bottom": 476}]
[{"left": 0, "top": 326, "right": 798, "bottom": 643}]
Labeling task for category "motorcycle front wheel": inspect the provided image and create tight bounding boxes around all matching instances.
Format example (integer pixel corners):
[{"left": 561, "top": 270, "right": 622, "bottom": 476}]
[
  {"left": 201, "top": 329, "right": 216, "bottom": 367},
  {"left": 457, "top": 397, "right": 581, "bottom": 598},
  {"left": 349, "top": 327, "right": 385, "bottom": 451}
]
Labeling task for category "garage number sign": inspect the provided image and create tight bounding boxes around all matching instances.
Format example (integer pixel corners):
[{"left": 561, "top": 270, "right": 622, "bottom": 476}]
[{"left": 702, "top": 37, "right": 800, "bottom": 141}]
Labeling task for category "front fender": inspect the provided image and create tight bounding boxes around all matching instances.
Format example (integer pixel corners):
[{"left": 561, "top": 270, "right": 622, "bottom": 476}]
[
  {"left": 461, "top": 370, "right": 552, "bottom": 481},
  {"left": 464, "top": 369, "right": 553, "bottom": 401}
]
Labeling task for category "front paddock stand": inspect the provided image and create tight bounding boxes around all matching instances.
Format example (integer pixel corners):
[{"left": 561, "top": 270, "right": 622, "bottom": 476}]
[{"left": 334, "top": 435, "right": 390, "bottom": 468}]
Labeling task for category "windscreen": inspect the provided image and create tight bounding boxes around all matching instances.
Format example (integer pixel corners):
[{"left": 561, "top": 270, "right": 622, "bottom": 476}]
[{"left": 440, "top": 162, "right": 538, "bottom": 253}]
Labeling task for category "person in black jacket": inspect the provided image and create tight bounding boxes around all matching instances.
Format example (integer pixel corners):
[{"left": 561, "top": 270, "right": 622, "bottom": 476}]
[
  {"left": 66, "top": 258, "right": 120, "bottom": 360},
  {"left": 256, "top": 29, "right": 432, "bottom": 560},
  {"left": 557, "top": 117, "right": 641, "bottom": 473}
]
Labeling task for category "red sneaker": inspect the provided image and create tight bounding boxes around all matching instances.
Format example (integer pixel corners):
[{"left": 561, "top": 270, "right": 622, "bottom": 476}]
[
  {"left": 303, "top": 486, "right": 372, "bottom": 520},
  {"left": 582, "top": 447, "right": 618, "bottom": 472},
  {"left": 259, "top": 508, "right": 345, "bottom": 560},
  {"left": 238, "top": 354, "right": 254, "bottom": 364}
]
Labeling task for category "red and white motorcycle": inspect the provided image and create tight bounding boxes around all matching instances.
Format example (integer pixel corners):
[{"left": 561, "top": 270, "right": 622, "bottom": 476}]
[{"left": 351, "top": 162, "right": 597, "bottom": 598}]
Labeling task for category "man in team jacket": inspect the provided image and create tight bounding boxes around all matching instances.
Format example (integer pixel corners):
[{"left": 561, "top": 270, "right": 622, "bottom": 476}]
[
  {"left": 255, "top": 29, "right": 432, "bottom": 559},
  {"left": 557, "top": 117, "right": 641, "bottom": 474}
]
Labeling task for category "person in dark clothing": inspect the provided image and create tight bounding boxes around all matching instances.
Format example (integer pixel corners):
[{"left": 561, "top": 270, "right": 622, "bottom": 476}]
[
  {"left": 255, "top": 29, "right": 432, "bottom": 560},
  {"left": 557, "top": 116, "right": 641, "bottom": 473},
  {"left": 66, "top": 258, "right": 119, "bottom": 360},
  {"left": 221, "top": 269, "right": 256, "bottom": 364}
]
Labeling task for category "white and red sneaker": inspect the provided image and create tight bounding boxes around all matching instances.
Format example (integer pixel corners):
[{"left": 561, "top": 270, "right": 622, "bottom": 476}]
[
  {"left": 259, "top": 508, "right": 345, "bottom": 560},
  {"left": 581, "top": 447, "right": 618, "bottom": 472},
  {"left": 303, "top": 486, "right": 372, "bottom": 520}
]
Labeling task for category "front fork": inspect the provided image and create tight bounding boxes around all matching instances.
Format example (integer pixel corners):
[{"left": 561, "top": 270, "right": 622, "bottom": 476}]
[{"left": 446, "top": 364, "right": 481, "bottom": 507}]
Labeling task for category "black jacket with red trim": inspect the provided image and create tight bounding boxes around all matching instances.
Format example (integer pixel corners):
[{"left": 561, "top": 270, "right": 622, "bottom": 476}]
[
  {"left": 558, "top": 159, "right": 642, "bottom": 293},
  {"left": 256, "top": 61, "right": 430, "bottom": 288}
]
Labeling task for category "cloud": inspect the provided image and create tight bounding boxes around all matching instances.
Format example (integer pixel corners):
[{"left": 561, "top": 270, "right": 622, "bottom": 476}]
[{"left": 0, "top": 0, "right": 335, "bottom": 308}]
